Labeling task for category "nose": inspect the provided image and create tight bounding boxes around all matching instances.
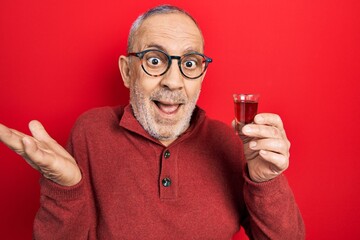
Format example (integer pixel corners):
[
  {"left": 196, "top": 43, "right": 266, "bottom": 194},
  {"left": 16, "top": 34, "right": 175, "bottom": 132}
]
[{"left": 159, "top": 59, "right": 184, "bottom": 90}]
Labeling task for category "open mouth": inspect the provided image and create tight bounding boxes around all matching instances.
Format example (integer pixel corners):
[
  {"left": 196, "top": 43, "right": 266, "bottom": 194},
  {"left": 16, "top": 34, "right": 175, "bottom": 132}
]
[{"left": 153, "top": 100, "right": 182, "bottom": 115}]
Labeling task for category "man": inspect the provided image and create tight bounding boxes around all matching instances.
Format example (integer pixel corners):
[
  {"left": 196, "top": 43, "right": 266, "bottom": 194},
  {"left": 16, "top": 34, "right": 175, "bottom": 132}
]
[{"left": 0, "top": 5, "right": 305, "bottom": 239}]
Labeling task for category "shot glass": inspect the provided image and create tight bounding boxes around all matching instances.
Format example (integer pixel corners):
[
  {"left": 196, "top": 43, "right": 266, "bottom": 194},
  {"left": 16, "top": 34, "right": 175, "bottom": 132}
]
[{"left": 233, "top": 93, "right": 260, "bottom": 132}]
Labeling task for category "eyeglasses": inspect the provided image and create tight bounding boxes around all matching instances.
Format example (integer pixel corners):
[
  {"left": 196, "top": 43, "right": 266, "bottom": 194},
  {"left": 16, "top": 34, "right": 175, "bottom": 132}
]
[{"left": 128, "top": 49, "right": 213, "bottom": 79}]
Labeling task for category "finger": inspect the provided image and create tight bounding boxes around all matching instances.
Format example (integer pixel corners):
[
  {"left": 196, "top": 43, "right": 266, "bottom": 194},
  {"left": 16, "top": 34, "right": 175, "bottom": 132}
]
[
  {"left": 22, "top": 136, "right": 48, "bottom": 167},
  {"left": 232, "top": 120, "right": 254, "bottom": 144},
  {"left": 16, "top": 137, "right": 41, "bottom": 171},
  {"left": 242, "top": 124, "right": 283, "bottom": 139},
  {"left": 259, "top": 150, "right": 289, "bottom": 173},
  {"left": 231, "top": 119, "right": 236, "bottom": 129},
  {"left": 254, "top": 113, "right": 284, "bottom": 129},
  {"left": 29, "top": 120, "right": 52, "bottom": 142},
  {"left": 29, "top": 120, "right": 70, "bottom": 159},
  {"left": 249, "top": 138, "right": 290, "bottom": 156},
  {"left": 0, "top": 124, "right": 28, "bottom": 152},
  {"left": 3, "top": 128, "right": 27, "bottom": 138}
]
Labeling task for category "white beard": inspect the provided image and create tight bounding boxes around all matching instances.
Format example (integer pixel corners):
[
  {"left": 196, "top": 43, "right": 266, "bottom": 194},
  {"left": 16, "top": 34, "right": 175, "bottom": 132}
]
[{"left": 130, "top": 82, "right": 200, "bottom": 141}]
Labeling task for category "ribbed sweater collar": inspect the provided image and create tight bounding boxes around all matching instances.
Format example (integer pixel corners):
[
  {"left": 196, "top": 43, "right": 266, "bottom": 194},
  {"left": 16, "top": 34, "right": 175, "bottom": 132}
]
[{"left": 119, "top": 104, "right": 206, "bottom": 147}]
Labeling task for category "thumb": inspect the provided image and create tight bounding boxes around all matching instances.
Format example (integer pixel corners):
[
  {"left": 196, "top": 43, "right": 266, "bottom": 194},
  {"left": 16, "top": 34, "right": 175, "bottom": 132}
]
[{"left": 29, "top": 120, "right": 52, "bottom": 141}]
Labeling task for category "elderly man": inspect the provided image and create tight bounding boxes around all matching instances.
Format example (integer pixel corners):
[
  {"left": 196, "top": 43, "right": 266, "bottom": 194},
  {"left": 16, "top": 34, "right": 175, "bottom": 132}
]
[{"left": 0, "top": 5, "right": 305, "bottom": 239}]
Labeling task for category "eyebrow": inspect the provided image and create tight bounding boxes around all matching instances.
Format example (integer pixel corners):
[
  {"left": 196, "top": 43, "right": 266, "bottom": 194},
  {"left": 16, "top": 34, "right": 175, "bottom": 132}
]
[
  {"left": 143, "top": 43, "right": 202, "bottom": 54},
  {"left": 143, "top": 44, "right": 167, "bottom": 52}
]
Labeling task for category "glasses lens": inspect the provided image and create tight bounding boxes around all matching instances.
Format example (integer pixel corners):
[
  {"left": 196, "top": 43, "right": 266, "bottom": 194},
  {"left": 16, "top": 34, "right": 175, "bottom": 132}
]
[
  {"left": 142, "top": 50, "right": 169, "bottom": 76},
  {"left": 180, "top": 53, "right": 206, "bottom": 78}
]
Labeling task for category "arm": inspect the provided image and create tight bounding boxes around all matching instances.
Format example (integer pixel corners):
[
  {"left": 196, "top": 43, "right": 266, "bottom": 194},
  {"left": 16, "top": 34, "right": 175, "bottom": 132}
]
[
  {"left": 237, "top": 114, "right": 305, "bottom": 239},
  {"left": 0, "top": 121, "right": 81, "bottom": 186},
  {"left": 33, "top": 119, "right": 98, "bottom": 239},
  {"left": 33, "top": 177, "right": 92, "bottom": 239},
  {"left": 0, "top": 121, "right": 94, "bottom": 239},
  {"left": 242, "top": 170, "right": 305, "bottom": 239}
]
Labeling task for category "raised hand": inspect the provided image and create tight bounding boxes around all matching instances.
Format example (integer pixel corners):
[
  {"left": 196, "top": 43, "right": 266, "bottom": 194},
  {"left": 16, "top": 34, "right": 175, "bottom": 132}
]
[
  {"left": 238, "top": 113, "right": 291, "bottom": 182},
  {"left": 0, "top": 120, "right": 81, "bottom": 186}
]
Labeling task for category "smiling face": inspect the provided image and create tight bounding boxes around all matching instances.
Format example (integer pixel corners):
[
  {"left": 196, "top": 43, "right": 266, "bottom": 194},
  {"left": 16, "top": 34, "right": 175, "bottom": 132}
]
[{"left": 119, "top": 12, "right": 206, "bottom": 146}]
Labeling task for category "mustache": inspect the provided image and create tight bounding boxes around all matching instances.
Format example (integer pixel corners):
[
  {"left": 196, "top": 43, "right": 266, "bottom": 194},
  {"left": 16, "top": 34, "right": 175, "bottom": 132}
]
[{"left": 150, "top": 88, "right": 187, "bottom": 104}]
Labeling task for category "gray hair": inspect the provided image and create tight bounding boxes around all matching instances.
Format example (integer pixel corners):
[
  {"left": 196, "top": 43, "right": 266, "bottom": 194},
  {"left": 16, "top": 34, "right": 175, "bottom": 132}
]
[{"left": 127, "top": 5, "right": 202, "bottom": 53}]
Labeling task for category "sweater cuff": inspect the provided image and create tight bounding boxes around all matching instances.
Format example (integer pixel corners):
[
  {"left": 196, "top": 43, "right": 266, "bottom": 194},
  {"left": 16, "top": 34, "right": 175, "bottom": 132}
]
[
  {"left": 40, "top": 176, "right": 86, "bottom": 201},
  {"left": 243, "top": 167, "right": 290, "bottom": 197}
]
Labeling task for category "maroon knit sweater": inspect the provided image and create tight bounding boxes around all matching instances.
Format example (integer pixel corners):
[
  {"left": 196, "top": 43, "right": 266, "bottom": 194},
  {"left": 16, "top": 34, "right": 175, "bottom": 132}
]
[{"left": 33, "top": 105, "right": 305, "bottom": 239}]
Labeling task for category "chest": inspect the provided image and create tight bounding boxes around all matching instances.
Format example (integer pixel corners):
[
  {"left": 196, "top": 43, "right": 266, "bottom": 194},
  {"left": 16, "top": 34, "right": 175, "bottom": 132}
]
[{"left": 86, "top": 132, "right": 244, "bottom": 238}]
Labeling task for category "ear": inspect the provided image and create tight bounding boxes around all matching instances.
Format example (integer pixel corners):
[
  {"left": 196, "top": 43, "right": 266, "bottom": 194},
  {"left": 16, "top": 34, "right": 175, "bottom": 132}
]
[{"left": 119, "top": 55, "right": 131, "bottom": 88}]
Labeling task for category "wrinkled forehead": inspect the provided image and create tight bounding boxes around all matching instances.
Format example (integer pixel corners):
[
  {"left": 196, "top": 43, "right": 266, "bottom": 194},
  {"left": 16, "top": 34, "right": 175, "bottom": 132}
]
[{"left": 132, "top": 13, "right": 204, "bottom": 53}]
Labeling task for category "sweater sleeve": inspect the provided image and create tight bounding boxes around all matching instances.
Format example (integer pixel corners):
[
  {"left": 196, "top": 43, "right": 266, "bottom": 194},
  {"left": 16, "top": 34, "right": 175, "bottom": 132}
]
[
  {"left": 33, "top": 117, "right": 97, "bottom": 240},
  {"left": 241, "top": 170, "right": 305, "bottom": 240},
  {"left": 32, "top": 177, "right": 93, "bottom": 239}
]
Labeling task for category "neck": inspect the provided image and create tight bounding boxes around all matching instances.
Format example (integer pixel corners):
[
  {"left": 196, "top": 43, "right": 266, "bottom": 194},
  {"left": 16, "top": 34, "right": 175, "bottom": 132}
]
[{"left": 159, "top": 138, "right": 177, "bottom": 147}]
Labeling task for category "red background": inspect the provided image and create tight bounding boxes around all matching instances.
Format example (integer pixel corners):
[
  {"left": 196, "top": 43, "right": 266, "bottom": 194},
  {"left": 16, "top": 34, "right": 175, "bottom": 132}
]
[{"left": 1, "top": 0, "right": 360, "bottom": 239}]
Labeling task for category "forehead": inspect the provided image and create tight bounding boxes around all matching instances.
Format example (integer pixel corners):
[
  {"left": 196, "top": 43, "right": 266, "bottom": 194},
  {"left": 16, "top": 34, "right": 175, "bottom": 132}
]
[{"left": 133, "top": 13, "right": 204, "bottom": 53}]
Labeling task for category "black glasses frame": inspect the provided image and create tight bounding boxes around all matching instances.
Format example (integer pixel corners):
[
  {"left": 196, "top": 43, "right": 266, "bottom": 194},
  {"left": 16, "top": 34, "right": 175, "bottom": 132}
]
[{"left": 128, "top": 49, "right": 212, "bottom": 79}]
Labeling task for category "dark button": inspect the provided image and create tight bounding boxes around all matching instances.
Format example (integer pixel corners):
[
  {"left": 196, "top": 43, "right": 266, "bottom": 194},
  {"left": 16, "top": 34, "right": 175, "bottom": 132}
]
[
  {"left": 164, "top": 150, "right": 171, "bottom": 159},
  {"left": 162, "top": 178, "right": 171, "bottom": 187}
]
